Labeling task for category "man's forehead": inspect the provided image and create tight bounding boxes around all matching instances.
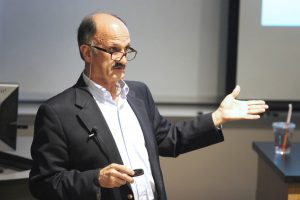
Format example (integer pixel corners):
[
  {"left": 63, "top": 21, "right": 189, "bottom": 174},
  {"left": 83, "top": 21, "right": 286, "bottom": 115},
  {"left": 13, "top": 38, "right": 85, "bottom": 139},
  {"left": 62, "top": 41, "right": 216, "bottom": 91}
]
[
  {"left": 93, "top": 34, "right": 130, "bottom": 46},
  {"left": 93, "top": 14, "right": 128, "bottom": 33},
  {"left": 94, "top": 33, "right": 129, "bottom": 40},
  {"left": 92, "top": 14, "right": 130, "bottom": 45}
]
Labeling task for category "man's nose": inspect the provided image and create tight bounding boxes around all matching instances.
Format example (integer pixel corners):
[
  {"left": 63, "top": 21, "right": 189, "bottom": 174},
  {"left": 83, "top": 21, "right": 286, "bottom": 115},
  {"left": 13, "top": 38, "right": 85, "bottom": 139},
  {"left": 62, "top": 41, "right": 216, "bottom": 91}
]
[{"left": 119, "top": 55, "right": 128, "bottom": 65}]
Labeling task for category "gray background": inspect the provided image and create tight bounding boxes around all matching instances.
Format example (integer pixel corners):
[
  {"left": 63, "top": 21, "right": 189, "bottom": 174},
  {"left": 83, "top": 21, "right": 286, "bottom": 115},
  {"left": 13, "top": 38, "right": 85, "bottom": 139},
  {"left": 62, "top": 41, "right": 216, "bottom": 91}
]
[{"left": 0, "top": 0, "right": 228, "bottom": 103}]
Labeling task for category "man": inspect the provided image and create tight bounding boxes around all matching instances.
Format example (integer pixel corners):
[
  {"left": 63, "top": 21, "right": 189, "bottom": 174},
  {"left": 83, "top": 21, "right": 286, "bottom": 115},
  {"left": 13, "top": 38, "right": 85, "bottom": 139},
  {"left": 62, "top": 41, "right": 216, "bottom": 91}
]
[{"left": 29, "top": 12, "right": 268, "bottom": 200}]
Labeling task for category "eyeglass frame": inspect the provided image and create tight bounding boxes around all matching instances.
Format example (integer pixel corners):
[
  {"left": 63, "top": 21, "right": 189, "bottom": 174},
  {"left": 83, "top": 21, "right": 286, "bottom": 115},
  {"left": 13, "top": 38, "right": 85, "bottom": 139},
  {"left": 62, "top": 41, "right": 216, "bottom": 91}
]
[{"left": 85, "top": 43, "right": 137, "bottom": 61}]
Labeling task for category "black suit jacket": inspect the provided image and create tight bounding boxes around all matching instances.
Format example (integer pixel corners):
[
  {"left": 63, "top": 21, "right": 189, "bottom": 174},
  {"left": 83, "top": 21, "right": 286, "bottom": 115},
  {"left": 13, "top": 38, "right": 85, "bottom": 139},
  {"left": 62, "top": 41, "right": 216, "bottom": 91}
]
[{"left": 29, "top": 76, "right": 224, "bottom": 200}]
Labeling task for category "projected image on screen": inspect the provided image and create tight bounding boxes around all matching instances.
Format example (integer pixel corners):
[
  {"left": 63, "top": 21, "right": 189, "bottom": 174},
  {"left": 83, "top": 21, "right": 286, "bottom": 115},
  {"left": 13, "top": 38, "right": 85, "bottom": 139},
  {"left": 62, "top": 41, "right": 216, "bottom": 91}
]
[
  {"left": 236, "top": 0, "right": 300, "bottom": 105},
  {"left": 262, "top": 0, "right": 300, "bottom": 26}
]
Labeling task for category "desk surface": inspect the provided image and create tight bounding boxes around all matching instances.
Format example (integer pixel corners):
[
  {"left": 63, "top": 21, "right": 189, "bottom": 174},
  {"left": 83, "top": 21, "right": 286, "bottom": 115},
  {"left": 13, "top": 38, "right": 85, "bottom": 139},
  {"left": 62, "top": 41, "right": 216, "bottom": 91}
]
[{"left": 253, "top": 142, "right": 300, "bottom": 183}]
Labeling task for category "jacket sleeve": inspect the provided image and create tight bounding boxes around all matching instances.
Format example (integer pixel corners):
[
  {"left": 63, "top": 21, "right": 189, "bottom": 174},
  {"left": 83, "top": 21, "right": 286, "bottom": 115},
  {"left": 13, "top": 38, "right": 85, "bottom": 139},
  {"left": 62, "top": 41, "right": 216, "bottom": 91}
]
[
  {"left": 139, "top": 82, "right": 224, "bottom": 157},
  {"left": 29, "top": 103, "right": 101, "bottom": 200}
]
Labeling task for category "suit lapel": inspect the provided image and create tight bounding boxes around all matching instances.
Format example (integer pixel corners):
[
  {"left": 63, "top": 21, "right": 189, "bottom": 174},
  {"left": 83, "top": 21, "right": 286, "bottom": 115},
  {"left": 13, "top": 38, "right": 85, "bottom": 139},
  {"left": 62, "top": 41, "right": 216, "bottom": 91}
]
[{"left": 74, "top": 78, "right": 123, "bottom": 165}]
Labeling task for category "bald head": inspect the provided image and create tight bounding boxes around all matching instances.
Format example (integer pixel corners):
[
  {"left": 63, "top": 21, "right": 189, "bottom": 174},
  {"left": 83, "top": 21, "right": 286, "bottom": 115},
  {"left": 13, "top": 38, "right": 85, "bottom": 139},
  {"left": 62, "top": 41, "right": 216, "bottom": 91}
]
[
  {"left": 92, "top": 13, "right": 129, "bottom": 43},
  {"left": 77, "top": 12, "right": 129, "bottom": 59}
]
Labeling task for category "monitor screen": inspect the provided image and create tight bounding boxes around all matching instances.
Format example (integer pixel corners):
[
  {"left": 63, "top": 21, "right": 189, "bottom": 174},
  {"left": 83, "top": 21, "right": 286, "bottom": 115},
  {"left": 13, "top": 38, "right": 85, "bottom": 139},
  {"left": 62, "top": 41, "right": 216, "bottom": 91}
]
[{"left": 0, "top": 83, "right": 18, "bottom": 150}]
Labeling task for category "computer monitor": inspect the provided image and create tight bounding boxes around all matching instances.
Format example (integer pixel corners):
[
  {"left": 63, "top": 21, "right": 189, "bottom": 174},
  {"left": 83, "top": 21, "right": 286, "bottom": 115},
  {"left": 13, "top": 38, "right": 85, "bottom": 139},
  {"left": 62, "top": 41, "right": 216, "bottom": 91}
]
[{"left": 0, "top": 83, "right": 19, "bottom": 150}]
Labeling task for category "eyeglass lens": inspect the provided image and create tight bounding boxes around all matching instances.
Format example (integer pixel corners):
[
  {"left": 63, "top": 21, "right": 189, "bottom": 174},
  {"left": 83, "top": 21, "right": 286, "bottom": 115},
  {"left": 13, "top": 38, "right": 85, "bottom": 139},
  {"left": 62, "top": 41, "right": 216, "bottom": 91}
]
[{"left": 112, "top": 51, "right": 136, "bottom": 61}]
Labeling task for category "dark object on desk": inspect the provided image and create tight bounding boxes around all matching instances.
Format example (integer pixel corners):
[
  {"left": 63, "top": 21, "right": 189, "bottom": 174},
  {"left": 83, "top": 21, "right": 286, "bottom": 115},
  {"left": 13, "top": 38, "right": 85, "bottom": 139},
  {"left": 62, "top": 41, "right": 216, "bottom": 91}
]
[
  {"left": 252, "top": 142, "right": 300, "bottom": 200},
  {"left": 0, "top": 151, "right": 32, "bottom": 177},
  {"left": 0, "top": 83, "right": 19, "bottom": 150},
  {"left": 0, "top": 151, "right": 33, "bottom": 200},
  {"left": 0, "top": 151, "right": 32, "bottom": 172},
  {"left": 0, "top": 84, "right": 24, "bottom": 174}
]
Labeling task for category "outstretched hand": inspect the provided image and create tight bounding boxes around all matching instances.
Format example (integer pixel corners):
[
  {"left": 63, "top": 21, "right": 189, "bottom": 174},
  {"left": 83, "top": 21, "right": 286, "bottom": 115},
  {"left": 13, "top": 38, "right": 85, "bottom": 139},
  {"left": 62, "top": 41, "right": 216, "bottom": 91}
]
[{"left": 212, "top": 85, "right": 268, "bottom": 126}]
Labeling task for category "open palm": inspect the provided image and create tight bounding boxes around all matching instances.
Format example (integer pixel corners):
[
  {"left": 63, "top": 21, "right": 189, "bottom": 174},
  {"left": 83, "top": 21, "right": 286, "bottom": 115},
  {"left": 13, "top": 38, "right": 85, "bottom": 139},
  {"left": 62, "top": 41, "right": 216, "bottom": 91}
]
[{"left": 213, "top": 86, "right": 268, "bottom": 125}]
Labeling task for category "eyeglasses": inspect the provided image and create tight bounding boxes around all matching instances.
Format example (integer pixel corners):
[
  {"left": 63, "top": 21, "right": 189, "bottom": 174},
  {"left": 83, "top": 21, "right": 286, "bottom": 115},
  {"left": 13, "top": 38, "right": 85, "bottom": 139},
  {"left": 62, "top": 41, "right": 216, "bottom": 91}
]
[{"left": 86, "top": 43, "right": 137, "bottom": 61}]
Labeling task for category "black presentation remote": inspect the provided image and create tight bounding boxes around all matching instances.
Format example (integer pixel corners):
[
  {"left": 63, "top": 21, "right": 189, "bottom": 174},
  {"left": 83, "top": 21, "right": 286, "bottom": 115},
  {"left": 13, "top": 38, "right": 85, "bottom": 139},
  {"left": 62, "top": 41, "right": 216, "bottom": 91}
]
[{"left": 132, "top": 169, "right": 144, "bottom": 177}]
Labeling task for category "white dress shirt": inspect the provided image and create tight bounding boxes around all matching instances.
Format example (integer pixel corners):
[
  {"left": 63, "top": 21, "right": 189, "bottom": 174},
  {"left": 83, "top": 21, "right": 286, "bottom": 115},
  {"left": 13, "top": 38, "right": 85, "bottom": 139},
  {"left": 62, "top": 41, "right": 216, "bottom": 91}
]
[{"left": 83, "top": 73, "right": 155, "bottom": 200}]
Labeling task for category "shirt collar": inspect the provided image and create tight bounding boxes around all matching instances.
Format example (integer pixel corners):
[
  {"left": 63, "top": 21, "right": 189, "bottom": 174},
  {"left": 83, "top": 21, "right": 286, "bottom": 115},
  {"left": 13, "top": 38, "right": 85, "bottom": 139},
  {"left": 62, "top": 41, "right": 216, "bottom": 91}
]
[{"left": 82, "top": 72, "right": 129, "bottom": 102}]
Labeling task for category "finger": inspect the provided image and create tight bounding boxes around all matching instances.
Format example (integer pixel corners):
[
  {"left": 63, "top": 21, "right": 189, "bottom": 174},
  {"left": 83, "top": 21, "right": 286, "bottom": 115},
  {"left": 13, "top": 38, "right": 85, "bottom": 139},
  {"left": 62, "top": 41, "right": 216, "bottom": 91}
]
[
  {"left": 108, "top": 168, "right": 134, "bottom": 184},
  {"left": 100, "top": 169, "right": 134, "bottom": 187},
  {"left": 113, "top": 177, "right": 128, "bottom": 187},
  {"left": 248, "top": 105, "right": 268, "bottom": 114},
  {"left": 104, "top": 176, "right": 127, "bottom": 188},
  {"left": 231, "top": 85, "right": 240, "bottom": 99},
  {"left": 110, "top": 163, "right": 134, "bottom": 176},
  {"left": 122, "top": 174, "right": 134, "bottom": 184},
  {"left": 245, "top": 115, "right": 261, "bottom": 120},
  {"left": 247, "top": 100, "right": 268, "bottom": 106},
  {"left": 248, "top": 108, "right": 266, "bottom": 115}
]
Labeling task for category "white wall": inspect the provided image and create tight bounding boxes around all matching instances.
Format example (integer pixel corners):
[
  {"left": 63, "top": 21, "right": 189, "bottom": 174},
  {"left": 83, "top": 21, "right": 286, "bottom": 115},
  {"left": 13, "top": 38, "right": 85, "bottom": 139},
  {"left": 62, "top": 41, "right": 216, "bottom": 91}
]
[
  {"left": 0, "top": 1, "right": 3, "bottom": 66},
  {"left": 0, "top": 0, "right": 228, "bottom": 103}
]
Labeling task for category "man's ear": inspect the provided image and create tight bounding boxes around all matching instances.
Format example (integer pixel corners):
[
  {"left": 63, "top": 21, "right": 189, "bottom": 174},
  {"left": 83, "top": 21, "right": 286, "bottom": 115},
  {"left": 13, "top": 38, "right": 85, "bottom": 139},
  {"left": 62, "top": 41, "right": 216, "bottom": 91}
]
[{"left": 80, "top": 45, "right": 92, "bottom": 63}]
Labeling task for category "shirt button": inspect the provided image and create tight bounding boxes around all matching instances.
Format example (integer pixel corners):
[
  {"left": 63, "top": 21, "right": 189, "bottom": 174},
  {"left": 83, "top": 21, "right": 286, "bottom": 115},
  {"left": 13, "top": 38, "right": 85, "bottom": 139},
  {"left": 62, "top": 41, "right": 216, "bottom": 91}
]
[{"left": 127, "top": 194, "right": 134, "bottom": 199}]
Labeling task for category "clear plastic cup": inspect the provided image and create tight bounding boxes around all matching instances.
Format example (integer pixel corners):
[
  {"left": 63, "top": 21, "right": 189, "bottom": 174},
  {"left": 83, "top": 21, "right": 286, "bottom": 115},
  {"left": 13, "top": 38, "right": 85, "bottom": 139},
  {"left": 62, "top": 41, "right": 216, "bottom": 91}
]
[{"left": 272, "top": 122, "right": 296, "bottom": 155}]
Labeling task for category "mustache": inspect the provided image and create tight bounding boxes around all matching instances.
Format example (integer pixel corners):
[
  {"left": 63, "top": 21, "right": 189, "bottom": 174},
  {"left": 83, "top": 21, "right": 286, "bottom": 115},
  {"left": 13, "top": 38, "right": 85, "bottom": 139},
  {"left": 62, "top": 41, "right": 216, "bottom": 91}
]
[{"left": 113, "top": 62, "right": 126, "bottom": 69}]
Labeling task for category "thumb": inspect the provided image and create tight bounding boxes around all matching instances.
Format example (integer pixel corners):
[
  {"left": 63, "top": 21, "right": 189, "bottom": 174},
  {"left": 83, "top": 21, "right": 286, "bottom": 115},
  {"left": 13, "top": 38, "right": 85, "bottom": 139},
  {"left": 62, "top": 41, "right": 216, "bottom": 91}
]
[{"left": 231, "top": 85, "right": 240, "bottom": 99}]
